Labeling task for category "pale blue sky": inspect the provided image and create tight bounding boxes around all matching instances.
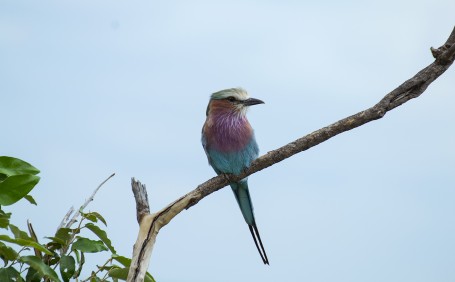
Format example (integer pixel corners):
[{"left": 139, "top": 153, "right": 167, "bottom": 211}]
[{"left": 2, "top": 1, "right": 455, "bottom": 281}]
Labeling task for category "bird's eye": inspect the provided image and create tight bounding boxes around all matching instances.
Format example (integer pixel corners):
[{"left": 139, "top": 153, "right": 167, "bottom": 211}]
[{"left": 227, "top": 96, "right": 236, "bottom": 102}]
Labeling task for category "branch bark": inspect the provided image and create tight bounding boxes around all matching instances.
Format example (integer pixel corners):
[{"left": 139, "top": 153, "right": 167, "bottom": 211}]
[{"left": 127, "top": 26, "right": 455, "bottom": 282}]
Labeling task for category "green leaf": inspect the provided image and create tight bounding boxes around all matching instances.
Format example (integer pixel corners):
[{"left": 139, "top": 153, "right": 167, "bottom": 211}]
[
  {"left": 47, "top": 255, "right": 60, "bottom": 267},
  {"left": 80, "top": 212, "right": 97, "bottom": 223},
  {"left": 71, "top": 238, "right": 107, "bottom": 253},
  {"left": 45, "top": 242, "right": 62, "bottom": 252},
  {"left": 84, "top": 223, "right": 116, "bottom": 253},
  {"left": 89, "top": 273, "right": 102, "bottom": 282},
  {"left": 144, "top": 271, "right": 156, "bottom": 282},
  {"left": 81, "top": 212, "right": 107, "bottom": 226},
  {"left": 25, "top": 267, "right": 41, "bottom": 282},
  {"left": 0, "top": 235, "right": 52, "bottom": 255},
  {"left": 23, "top": 195, "right": 37, "bottom": 206},
  {"left": 91, "top": 212, "right": 107, "bottom": 226},
  {"left": 72, "top": 251, "right": 84, "bottom": 279},
  {"left": 0, "top": 157, "right": 40, "bottom": 177},
  {"left": 9, "top": 224, "right": 31, "bottom": 240},
  {"left": 0, "top": 266, "right": 24, "bottom": 282},
  {"left": 48, "top": 228, "right": 72, "bottom": 246},
  {"left": 0, "top": 175, "right": 40, "bottom": 206},
  {"left": 73, "top": 249, "right": 80, "bottom": 264},
  {"left": 112, "top": 254, "right": 131, "bottom": 267},
  {"left": 46, "top": 227, "right": 76, "bottom": 251},
  {"left": 0, "top": 209, "right": 11, "bottom": 229},
  {"left": 0, "top": 242, "right": 19, "bottom": 263},
  {"left": 20, "top": 256, "right": 60, "bottom": 282},
  {"left": 108, "top": 267, "right": 155, "bottom": 282},
  {"left": 111, "top": 256, "right": 157, "bottom": 282},
  {"left": 59, "top": 255, "right": 75, "bottom": 282},
  {"left": 108, "top": 267, "right": 128, "bottom": 280}
]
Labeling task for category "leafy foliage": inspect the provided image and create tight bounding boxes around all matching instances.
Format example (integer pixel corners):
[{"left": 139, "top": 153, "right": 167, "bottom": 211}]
[
  {"left": 0, "top": 157, "right": 40, "bottom": 206},
  {"left": 0, "top": 156, "right": 155, "bottom": 282}
]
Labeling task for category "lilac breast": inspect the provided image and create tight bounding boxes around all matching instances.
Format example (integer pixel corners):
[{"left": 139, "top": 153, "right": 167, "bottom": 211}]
[{"left": 205, "top": 113, "right": 253, "bottom": 153}]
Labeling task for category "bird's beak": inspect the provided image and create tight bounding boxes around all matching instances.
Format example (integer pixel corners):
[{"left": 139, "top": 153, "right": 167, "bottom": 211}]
[{"left": 242, "top": 98, "right": 265, "bottom": 106}]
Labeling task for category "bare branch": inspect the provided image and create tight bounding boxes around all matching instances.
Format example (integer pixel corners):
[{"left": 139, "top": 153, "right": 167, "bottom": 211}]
[
  {"left": 128, "top": 179, "right": 191, "bottom": 282},
  {"left": 127, "top": 27, "right": 455, "bottom": 282},
  {"left": 55, "top": 173, "right": 116, "bottom": 256},
  {"left": 57, "top": 206, "right": 74, "bottom": 231},
  {"left": 131, "top": 178, "right": 150, "bottom": 224},
  {"left": 60, "top": 173, "right": 115, "bottom": 229},
  {"left": 432, "top": 26, "right": 455, "bottom": 63},
  {"left": 27, "top": 220, "right": 41, "bottom": 258}
]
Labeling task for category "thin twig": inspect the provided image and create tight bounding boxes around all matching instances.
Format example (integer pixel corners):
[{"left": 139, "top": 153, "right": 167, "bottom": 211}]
[
  {"left": 57, "top": 206, "right": 74, "bottom": 231},
  {"left": 65, "top": 173, "right": 115, "bottom": 228},
  {"left": 81, "top": 257, "right": 113, "bottom": 282},
  {"left": 58, "top": 173, "right": 116, "bottom": 256}
]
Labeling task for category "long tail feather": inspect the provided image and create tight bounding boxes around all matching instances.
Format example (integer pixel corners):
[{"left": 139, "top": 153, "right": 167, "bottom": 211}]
[
  {"left": 249, "top": 224, "right": 269, "bottom": 265},
  {"left": 252, "top": 223, "right": 269, "bottom": 264},
  {"left": 232, "top": 181, "right": 269, "bottom": 264}
]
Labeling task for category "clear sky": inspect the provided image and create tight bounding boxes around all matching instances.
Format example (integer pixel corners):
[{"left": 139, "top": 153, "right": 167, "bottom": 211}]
[{"left": 2, "top": 1, "right": 455, "bottom": 281}]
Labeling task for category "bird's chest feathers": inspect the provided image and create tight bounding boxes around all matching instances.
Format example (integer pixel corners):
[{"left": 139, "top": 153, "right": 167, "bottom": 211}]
[{"left": 206, "top": 114, "right": 253, "bottom": 153}]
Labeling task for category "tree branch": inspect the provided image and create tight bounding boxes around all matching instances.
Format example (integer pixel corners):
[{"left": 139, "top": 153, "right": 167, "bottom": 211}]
[
  {"left": 64, "top": 173, "right": 116, "bottom": 228},
  {"left": 127, "top": 26, "right": 455, "bottom": 282},
  {"left": 131, "top": 178, "right": 150, "bottom": 224}
]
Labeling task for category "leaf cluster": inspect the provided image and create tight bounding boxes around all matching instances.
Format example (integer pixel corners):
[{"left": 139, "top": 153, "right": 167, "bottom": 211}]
[{"left": 0, "top": 156, "right": 155, "bottom": 282}]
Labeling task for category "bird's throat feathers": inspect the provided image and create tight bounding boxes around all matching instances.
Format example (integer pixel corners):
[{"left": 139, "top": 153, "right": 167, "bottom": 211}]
[{"left": 205, "top": 100, "right": 253, "bottom": 152}]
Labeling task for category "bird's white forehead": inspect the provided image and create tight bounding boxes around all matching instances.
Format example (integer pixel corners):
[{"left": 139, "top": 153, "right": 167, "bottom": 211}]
[{"left": 211, "top": 87, "right": 249, "bottom": 100}]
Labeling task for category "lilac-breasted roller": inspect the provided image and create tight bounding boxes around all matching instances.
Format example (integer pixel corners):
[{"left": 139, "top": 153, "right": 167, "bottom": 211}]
[{"left": 201, "top": 88, "right": 269, "bottom": 264}]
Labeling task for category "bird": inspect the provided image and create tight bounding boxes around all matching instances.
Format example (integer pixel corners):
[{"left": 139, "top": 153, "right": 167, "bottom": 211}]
[{"left": 201, "top": 87, "right": 269, "bottom": 265}]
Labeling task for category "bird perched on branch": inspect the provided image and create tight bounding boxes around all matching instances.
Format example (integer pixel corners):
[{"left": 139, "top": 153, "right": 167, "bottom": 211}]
[{"left": 201, "top": 88, "right": 269, "bottom": 264}]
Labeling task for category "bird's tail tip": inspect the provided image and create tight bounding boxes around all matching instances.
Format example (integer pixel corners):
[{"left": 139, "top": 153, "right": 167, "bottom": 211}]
[{"left": 248, "top": 224, "right": 270, "bottom": 265}]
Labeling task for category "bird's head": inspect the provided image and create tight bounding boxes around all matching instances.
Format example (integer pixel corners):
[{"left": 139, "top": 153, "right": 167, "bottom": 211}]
[{"left": 206, "top": 88, "right": 264, "bottom": 116}]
